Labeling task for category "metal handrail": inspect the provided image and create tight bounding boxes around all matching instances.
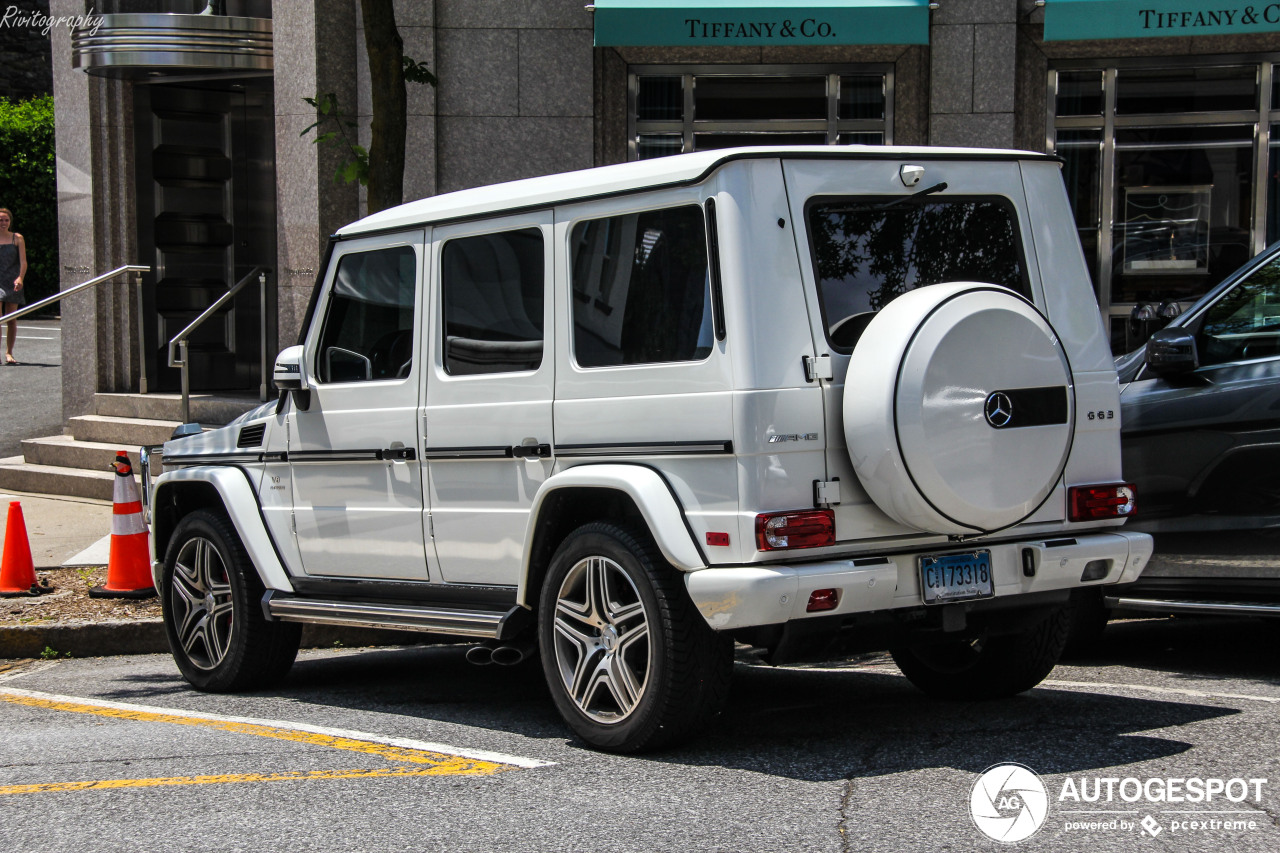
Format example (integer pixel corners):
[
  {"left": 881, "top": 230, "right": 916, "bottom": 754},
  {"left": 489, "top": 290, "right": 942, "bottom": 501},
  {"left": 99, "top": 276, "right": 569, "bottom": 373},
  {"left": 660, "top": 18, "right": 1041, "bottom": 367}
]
[
  {"left": 1, "top": 264, "right": 152, "bottom": 390},
  {"left": 167, "top": 266, "right": 268, "bottom": 425}
]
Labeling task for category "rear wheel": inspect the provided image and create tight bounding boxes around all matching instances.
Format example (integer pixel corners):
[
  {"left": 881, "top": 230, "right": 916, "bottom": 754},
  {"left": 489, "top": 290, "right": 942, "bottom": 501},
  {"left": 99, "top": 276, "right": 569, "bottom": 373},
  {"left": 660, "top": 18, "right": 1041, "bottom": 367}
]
[
  {"left": 537, "top": 522, "right": 732, "bottom": 752},
  {"left": 890, "top": 607, "right": 1069, "bottom": 699},
  {"left": 162, "top": 509, "right": 301, "bottom": 692}
]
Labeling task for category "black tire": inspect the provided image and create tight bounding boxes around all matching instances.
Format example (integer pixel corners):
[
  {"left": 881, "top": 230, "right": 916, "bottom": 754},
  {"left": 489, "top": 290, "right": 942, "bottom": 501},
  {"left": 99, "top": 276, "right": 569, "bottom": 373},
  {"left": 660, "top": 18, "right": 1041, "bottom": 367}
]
[
  {"left": 890, "top": 607, "right": 1070, "bottom": 700},
  {"left": 1062, "top": 588, "right": 1110, "bottom": 658},
  {"left": 537, "top": 522, "right": 733, "bottom": 753},
  {"left": 161, "top": 509, "right": 301, "bottom": 692}
]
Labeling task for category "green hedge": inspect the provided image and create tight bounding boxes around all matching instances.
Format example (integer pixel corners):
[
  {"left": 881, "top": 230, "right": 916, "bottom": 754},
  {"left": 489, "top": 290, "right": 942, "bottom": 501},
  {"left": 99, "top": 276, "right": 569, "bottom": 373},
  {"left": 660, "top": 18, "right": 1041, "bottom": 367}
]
[{"left": 0, "top": 95, "right": 58, "bottom": 311}]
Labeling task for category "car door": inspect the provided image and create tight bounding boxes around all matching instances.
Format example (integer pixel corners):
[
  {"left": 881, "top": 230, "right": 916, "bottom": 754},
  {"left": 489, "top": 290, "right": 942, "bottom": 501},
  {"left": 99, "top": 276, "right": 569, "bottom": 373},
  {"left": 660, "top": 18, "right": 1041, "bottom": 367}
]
[
  {"left": 423, "top": 213, "right": 554, "bottom": 586},
  {"left": 288, "top": 231, "right": 431, "bottom": 579},
  {"left": 1121, "top": 249, "right": 1280, "bottom": 521}
]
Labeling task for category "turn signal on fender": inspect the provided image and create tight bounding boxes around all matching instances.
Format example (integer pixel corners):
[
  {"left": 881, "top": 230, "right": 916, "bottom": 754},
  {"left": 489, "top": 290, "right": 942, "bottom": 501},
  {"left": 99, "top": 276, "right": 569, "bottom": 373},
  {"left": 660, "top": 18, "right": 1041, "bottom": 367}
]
[{"left": 1068, "top": 483, "right": 1137, "bottom": 522}]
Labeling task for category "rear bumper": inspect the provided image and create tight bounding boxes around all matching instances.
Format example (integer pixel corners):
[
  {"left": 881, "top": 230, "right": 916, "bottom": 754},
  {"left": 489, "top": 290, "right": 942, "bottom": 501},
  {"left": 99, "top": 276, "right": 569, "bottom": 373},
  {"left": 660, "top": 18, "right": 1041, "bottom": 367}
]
[{"left": 685, "top": 530, "right": 1153, "bottom": 631}]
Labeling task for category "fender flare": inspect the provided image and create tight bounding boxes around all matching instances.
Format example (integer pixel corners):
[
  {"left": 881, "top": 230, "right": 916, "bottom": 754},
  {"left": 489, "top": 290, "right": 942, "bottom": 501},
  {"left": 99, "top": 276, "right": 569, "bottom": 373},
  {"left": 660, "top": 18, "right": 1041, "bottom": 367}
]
[
  {"left": 152, "top": 466, "right": 295, "bottom": 593},
  {"left": 517, "top": 464, "right": 707, "bottom": 605}
]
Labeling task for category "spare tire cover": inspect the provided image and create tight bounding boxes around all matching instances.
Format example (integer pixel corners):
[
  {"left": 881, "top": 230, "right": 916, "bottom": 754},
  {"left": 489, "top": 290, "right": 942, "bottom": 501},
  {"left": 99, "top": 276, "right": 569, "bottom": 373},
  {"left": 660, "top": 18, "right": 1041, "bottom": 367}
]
[{"left": 844, "top": 282, "right": 1074, "bottom": 535}]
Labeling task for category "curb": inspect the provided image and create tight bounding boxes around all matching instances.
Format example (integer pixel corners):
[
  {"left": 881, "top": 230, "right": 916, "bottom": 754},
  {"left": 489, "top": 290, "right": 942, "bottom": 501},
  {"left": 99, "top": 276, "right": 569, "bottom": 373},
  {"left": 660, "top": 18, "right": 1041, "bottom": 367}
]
[{"left": 0, "top": 620, "right": 431, "bottom": 659}]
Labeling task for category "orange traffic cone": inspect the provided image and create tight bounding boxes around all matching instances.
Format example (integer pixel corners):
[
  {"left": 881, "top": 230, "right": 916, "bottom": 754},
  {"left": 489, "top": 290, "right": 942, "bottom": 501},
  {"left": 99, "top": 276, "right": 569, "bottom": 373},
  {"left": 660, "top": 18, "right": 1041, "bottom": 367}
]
[
  {"left": 0, "top": 501, "right": 40, "bottom": 596},
  {"left": 89, "top": 451, "right": 157, "bottom": 599}
]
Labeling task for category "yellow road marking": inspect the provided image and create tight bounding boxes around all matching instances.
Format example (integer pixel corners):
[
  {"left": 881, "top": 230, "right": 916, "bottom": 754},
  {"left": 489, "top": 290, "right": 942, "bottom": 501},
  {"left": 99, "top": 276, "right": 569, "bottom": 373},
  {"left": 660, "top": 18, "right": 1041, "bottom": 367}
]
[
  {"left": 0, "top": 687, "right": 552, "bottom": 795},
  {"left": 0, "top": 767, "right": 482, "bottom": 796},
  {"left": 0, "top": 690, "right": 500, "bottom": 771}
]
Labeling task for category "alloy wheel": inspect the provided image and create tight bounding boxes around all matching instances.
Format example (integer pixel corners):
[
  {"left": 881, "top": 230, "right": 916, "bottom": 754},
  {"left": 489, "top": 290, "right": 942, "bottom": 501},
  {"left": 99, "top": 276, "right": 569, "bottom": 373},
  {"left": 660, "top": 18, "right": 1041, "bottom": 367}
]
[
  {"left": 551, "top": 555, "right": 652, "bottom": 723},
  {"left": 170, "top": 536, "right": 235, "bottom": 670}
]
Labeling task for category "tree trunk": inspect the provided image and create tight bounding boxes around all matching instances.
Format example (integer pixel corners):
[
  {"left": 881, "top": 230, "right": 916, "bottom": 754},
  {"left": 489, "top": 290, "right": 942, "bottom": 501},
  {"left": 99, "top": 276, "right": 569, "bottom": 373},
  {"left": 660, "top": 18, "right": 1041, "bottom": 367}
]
[{"left": 361, "top": 0, "right": 406, "bottom": 215}]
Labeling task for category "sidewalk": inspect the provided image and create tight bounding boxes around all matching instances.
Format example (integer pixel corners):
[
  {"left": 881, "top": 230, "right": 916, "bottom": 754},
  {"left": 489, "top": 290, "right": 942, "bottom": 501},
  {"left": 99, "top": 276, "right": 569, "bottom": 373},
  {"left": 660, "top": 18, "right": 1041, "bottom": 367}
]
[{"left": 0, "top": 489, "right": 112, "bottom": 569}]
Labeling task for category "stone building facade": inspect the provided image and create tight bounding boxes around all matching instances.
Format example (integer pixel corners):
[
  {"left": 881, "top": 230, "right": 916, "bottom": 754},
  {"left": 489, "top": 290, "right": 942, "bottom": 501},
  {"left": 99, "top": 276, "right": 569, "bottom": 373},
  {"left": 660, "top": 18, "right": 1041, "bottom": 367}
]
[{"left": 43, "top": 0, "right": 1280, "bottom": 416}]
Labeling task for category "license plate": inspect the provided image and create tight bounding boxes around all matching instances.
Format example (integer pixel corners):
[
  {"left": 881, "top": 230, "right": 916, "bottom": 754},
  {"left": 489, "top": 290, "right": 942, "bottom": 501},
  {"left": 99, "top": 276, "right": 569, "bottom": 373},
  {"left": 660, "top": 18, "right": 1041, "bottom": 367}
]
[{"left": 919, "top": 550, "right": 994, "bottom": 604}]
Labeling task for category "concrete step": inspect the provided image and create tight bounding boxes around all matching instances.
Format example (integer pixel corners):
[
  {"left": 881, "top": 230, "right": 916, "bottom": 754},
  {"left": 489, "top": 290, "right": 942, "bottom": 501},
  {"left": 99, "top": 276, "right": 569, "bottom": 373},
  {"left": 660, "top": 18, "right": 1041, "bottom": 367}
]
[
  {"left": 21, "top": 435, "right": 144, "bottom": 473},
  {"left": 0, "top": 456, "right": 116, "bottom": 501},
  {"left": 94, "top": 392, "right": 263, "bottom": 426},
  {"left": 69, "top": 414, "right": 182, "bottom": 447}
]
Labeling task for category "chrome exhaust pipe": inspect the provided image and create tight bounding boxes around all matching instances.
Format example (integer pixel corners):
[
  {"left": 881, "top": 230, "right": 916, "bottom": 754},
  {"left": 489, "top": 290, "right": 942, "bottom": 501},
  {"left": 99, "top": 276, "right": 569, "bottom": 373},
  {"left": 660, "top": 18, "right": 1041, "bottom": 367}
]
[
  {"left": 464, "top": 643, "right": 495, "bottom": 666},
  {"left": 490, "top": 640, "right": 534, "bottom": 666}
]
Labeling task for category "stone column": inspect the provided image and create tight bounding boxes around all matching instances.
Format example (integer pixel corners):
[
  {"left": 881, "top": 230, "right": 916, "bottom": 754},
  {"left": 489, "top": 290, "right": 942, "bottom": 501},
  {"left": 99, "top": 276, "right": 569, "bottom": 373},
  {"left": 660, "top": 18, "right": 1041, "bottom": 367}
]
[
  {"left": 273, "top": 0, "right": 360, "bottom": 348},
  {"left": 51, "top": 0, "right": 138, "bottom": 418},
  {"left": 929, "top": 0, "right": 1018, "bottom": 148}
]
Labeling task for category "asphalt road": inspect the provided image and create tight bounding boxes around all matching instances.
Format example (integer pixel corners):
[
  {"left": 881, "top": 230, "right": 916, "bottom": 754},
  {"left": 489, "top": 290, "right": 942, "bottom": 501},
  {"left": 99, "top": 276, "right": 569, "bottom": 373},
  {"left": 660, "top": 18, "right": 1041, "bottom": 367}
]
[
  {"left": 0, "top": 318, "right": 62, "bottom": 458},
  {"left": 1, "top": 616, "right": 1277, "bottom": 852}
]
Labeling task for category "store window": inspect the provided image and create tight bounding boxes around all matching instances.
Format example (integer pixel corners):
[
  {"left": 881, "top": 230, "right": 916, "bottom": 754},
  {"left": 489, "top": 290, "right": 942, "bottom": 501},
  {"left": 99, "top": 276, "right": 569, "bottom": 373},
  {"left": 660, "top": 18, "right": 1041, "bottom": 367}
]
[
  {"left": 630, "top": 66, "right": 892, "bottom": 160},
  {"left": 1049, "top": 58, "right": 1278, "bottom": 353}
]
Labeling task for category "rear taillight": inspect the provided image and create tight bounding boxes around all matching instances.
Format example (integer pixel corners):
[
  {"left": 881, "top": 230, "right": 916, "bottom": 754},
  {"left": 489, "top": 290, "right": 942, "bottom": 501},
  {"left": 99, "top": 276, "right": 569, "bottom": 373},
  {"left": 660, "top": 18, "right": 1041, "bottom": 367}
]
[
  {"left": 755, "top": 509, "right": 835, "bottom": 551},
  {"left": 1068, "top": 483, "right": 1136, "bottom": 522}
]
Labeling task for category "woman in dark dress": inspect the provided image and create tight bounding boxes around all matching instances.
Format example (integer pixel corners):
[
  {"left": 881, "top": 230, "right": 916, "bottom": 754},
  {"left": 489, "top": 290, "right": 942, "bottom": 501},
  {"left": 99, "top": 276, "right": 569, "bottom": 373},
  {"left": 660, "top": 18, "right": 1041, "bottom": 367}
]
[{"left": 0, "top": 207, "right": 28, "bottom": 365}]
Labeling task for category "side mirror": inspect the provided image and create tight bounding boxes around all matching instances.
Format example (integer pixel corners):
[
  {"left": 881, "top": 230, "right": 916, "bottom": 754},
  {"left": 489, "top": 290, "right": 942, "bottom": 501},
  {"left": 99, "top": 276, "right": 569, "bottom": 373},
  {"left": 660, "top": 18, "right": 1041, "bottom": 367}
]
[
  {"left": 273, "top": 345, "right": 312, "bottom": 412},
  {"left": 1146, "top": 326, "right": 1199, "bottom": 376},
  {"left": 273, "top": 345, "right": 308, "bottom": 391}
]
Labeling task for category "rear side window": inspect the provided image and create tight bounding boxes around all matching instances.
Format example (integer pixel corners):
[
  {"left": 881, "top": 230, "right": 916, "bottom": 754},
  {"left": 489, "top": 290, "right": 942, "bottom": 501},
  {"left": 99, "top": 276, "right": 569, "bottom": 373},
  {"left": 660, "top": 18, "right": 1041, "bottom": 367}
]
[
  {"left": 807, "top": 197, "right": 1030, "bottom": 351},
  {"left": 441, "top": 228, "right": 545, "bottom": 376},
  {"left": 316, "top": 245, "right": 417, "bottom": 383},
  {"left": 570, "top": 204, "right": 714, "bottom": 368}
]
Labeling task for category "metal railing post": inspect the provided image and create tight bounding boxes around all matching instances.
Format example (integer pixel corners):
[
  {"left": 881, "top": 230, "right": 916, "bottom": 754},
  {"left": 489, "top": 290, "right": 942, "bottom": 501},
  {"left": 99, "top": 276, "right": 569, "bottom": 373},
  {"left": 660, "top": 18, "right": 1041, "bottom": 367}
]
[
  {"left": 179, "top": 339, "right": 191, "bottom": 425},
  {"left": 134, "top": 269, "right": 148, "bottom": 394},
  {"left": 167, "top": 266, "right": 268, "bottom": 424},
  {"left": 258, "top": 271, "right": 268, "bottom": 402}
]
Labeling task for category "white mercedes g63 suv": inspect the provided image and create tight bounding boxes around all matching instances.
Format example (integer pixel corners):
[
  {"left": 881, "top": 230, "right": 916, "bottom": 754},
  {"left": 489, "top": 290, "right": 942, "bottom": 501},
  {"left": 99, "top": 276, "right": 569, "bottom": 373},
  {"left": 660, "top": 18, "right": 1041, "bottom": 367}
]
[{"left": 144, "top": 146, "right": 1152, "bottom": 752}]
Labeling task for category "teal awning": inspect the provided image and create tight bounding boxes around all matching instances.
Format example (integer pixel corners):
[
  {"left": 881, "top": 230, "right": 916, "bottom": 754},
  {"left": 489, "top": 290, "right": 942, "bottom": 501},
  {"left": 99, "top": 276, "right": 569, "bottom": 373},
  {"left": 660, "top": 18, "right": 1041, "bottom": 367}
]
[
  {"left": 1044, "top": 0, "right": 1280, "bottom": 41},
  {"left": 591, "top": 0, "right": 931, "bottom": 47}
]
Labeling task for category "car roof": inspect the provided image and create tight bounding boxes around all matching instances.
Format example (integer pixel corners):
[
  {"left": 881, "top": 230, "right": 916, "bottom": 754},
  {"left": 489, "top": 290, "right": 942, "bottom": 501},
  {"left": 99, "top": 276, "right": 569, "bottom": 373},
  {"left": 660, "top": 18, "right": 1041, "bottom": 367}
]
[{"left": 336, "top": 145, "right": 1056, "bottom": 238}]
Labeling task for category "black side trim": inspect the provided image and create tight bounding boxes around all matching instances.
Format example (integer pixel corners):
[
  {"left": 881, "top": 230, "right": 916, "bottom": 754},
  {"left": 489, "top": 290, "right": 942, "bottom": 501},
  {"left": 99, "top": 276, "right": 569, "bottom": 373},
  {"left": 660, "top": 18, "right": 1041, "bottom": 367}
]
[
  {"left": 164, "top": 452, "right": 264, "bottom": 465},
  {"left": 335, "top": 150, "right": 1060, "bottom": 242},
  {"left": 288, "top": 448, "right": 418, "bottom": 463},
  {"left": 423, "top": 445, "right": 514, "bottom": 460},
  {"left": 556, "top": 440, "right": 733, "bottom": 458},
  {"left": 289, "top": 577, "right": 518, "bottom": 608}
]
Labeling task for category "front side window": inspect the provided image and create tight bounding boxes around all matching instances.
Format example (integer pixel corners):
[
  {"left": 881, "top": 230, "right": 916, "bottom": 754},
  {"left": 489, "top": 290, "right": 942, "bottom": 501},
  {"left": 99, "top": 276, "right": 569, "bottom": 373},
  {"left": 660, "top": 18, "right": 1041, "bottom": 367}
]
[
  {"left": 441, "top": 228, "right": 545, "bottom": 376},
  {"left": 316, "top": 245, "right": 416, "bottom": 383},
  {"left": 570, "top": 205, "right": 714, "bottom": 368},
  {"left": 807, "top": 198, "right": 1029, "bottom": 351},
  {"left": 1197, "top": 254, "right": 1280, "bottom": 367}
]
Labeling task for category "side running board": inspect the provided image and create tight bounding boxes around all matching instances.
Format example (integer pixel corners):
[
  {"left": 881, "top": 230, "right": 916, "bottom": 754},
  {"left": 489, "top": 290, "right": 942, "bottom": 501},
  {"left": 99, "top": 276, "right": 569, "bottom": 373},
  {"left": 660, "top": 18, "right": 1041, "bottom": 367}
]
[
  {"left": 262, "top": 591, "right": 529, "bottom": 640},
  {"left": 1106, "top": 596, "right": 1280, "bottom": 617}
]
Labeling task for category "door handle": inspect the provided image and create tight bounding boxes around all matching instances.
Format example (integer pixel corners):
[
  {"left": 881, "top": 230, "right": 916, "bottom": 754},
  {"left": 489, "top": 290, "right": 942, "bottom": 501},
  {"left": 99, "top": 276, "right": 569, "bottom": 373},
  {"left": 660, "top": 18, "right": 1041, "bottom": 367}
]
[
  {"left": 510, "top": 443, "right": 551, "bottom": 459},
  {"left": 378, "top": 447, "right": 417, "bottom": 461}
]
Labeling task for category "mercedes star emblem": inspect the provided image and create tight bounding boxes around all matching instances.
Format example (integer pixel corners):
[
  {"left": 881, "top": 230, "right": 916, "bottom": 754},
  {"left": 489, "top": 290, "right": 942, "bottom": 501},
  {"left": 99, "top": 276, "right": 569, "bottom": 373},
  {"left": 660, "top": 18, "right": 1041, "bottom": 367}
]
[{"left": 985, "top": 391, "right": 1014, "bottom": 428}]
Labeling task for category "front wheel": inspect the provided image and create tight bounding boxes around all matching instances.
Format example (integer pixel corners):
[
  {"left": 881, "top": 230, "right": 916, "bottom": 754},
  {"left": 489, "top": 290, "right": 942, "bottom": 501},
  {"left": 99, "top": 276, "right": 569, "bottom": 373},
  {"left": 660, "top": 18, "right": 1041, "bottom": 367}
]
[
  {"left": 890, "top": 607, "right": 1070, "bottom": 700},
  {"left": 162, "top": 509, "right": 301, "bottom": 692},
  {"left": 538, "top": 522, "right": 732, "bottom": 752}
]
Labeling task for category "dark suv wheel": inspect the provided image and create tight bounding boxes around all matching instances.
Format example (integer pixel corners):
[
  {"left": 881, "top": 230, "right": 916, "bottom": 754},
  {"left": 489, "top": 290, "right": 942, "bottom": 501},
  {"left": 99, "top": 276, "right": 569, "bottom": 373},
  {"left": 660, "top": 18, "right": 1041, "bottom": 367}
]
[
  {"left": 537, "top": 522, "right": 732, "bottom": 752},
  {"left": 890, "top": 607, "right": 1070, "bottom": 699},
  {"left": 162, "top": 509, "right": 301, "bottom": 692}
]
